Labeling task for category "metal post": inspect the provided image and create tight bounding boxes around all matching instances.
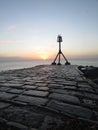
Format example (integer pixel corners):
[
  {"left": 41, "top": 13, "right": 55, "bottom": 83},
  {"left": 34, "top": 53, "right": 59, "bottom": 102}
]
[
  {"left": 51, "top": 35, "right": 70, "bottom": 65},
  {"left": 58, "top": 41, "right": 61, "bottom": 65}
]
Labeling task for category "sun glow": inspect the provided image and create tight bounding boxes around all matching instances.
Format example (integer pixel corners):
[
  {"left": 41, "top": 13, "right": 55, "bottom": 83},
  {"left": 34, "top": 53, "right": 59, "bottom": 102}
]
[{"left": 40, "top": 55, "right": 49, "bottom": 60}]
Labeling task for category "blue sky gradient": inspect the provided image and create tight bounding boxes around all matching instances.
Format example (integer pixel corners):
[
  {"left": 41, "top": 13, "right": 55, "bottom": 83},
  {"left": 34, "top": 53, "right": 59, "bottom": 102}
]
[{"left": 0, "top": 0, "right": 98, "bottom": 59}]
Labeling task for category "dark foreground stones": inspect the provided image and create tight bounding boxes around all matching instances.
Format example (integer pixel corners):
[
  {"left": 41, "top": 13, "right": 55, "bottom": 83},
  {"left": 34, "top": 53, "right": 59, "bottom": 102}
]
[
  {"left": 78, "top": 66, "right": 98, "bottom": 85},
  {"left": 0, "top": 65, "right": 98, "bottom": 130}
]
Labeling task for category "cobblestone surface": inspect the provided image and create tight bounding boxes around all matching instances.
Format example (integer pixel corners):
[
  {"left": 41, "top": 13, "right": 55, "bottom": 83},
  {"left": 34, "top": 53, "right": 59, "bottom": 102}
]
[{"left": 0, "top": 65, "right": 98, "bottom": 130}]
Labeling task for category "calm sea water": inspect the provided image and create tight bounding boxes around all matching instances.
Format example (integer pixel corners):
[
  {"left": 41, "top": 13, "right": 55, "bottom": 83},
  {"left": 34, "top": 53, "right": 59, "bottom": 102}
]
[{"left": 0, "top": 59, "right": 98, "bottom": 72}]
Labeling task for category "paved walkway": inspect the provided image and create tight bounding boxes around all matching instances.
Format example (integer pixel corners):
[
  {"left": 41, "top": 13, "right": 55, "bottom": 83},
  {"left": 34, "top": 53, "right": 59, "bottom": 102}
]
[{"left": 0, "top": 65, "right": 98, "bottom": 130}]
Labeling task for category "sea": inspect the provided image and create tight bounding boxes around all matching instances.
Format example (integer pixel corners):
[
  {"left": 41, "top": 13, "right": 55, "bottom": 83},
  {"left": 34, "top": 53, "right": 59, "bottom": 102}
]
[{"left": 0, "top": 59, "right": 98, "bottom": 72}]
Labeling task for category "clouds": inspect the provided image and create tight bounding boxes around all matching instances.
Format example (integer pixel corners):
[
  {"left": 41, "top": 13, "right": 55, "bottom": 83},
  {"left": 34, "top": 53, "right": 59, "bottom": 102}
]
[
  {"left": 0, "top": 40, "right": 23, "bottom": 44},
  {"left": 7, "top": 24, "right": 16, "bottom": 31}
]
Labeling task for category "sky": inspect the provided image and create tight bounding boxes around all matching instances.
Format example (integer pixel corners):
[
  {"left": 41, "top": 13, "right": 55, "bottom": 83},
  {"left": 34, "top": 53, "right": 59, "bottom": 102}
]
[{"left": 0, "top": 0, "right": 98, "bottom": 60}]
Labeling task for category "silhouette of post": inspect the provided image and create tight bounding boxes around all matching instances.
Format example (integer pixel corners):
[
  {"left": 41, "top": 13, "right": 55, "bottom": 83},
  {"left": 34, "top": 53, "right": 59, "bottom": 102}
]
[{"left": 52, "top": 35, "right": 70, "bottom": 65}]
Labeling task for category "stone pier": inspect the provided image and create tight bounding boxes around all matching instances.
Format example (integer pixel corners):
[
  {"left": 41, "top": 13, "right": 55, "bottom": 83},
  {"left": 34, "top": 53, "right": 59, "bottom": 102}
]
[{"left": 0, "top": 65, "right": 98, "bottom": 130}]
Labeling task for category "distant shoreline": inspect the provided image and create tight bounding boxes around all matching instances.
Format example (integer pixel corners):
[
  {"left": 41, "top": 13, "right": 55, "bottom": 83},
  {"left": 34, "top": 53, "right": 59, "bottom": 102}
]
[{"left": 0, "top": 59, "right": 98, "bottom": 72}]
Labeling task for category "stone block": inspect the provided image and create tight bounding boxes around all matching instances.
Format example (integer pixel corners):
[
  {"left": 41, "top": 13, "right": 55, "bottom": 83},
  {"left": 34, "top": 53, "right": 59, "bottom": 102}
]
[
  {"left": 36, "top": 83, "right": 46, "bottom": 87},
  {"left": 0, "top": 102, "right": 10, "bottom": 109},
  {"left": 40, "top": 116, "right": 64, "bottom": 130},
  {"left": 47, "top": 100, "right": 92, "bottom": 119},
  {"left": 15, "top": 95, "right": 48, "bottom": 106},
  {"left": 1, "top": 83, "right": 23, "bottom": 88},
  {"left": 0, "top": 92, "right": 16, "bottom": 100},
  {"left": 23, "top": 85, "right": 37, "bottom": 89},
  {"left": 49, "top": 93, "right": 80, "bottom": 104},
  {"left": 3, "top": 107, "right": 43, "bottom": 128},
  {"left": 63, "top": 81, "right": 76, "bottom": 86},
  {"left": 7, "top": 122, "right": 28, "bottom": 130},
  {"left": 63, "top": 86, "right": 76, "bottom": 90},
  {"left": 50, "top": 89, "right": 77, "bottom": 96},
  {"left": 8, "top": 88, "right": 24, "bottom": 94},
  {"left": 23, "top": 90, "right": 49, "bottom": 97},
  {"left": 0, "top": 87, "right": 11, "bottom": 92},
  {"left": 37, "top": 87, "right": 49, "bottom": 91},
  {"left": 78, "top": 87, "right": 94, "bottom": 92},
  {"left": 78, "top": 84, "right": 91, "bottom": 88},
  {"left": 82, "top": 99, "right": 96, "bottom": 105},
  {"left": 48, "top": 84, "right": 64, "bottom": 89},
  {"left": 78, "top": 84, "right": 94, "bottom": 92},
  {"left": 84, "top": 92, "right": 98, "bottom": 100},
  {"left": 76, "top": 77, "right": 84, "bottom": 82}
]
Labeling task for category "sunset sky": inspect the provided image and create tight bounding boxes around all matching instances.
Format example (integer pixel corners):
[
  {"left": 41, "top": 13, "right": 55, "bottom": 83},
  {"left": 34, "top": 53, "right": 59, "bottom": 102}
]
[{"left": 0, "top": 0, "right": 98, "bottom": 60}]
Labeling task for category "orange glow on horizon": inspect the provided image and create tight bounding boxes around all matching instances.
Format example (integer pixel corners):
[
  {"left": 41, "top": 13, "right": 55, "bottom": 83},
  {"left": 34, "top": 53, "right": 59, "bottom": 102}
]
[
  {"left": 40, "top": 55, "right": 49, "bottom": 60},
  {"left": 37, "top": 51, "right": 53, "bottom": 60},
  {"left": 18, "top": 51, "right": 52, "bottom": 60},
  {"left": 2, "top": 49, "right": 97, "bottom": 60}
]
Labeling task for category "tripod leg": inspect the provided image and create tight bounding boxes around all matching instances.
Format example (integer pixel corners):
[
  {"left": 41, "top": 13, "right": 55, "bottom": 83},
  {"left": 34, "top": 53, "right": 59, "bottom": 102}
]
[
  {"left": 61, "top": 52, "right": 68, "bottom": 62},
  {"left": 51, "top": 53, "right": 59, "bottom": 65},
  {"left": 57, "top": 52, "right": 61, "bottom": 65},
  {"left": 61, "top": 52, "right": 70, "bottom": 65},
  {"left": 54, "top": 53, "right": 59, "bottom": 62}
]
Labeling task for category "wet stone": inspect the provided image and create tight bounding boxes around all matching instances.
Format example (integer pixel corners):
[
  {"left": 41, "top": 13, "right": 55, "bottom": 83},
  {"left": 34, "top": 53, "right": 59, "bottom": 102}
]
[
  {"left": 0, "top": 87, "right": 11, "bottom": 92},
  {"left": 37, "top": 87, "right": 49, "bottom": 91},
  {"left": 84, "top": 92, "right": 98, "bottom": 100},
  {"left": 78, "top": 84, "right": 94, "bottom": 92},
  {"left": 23, "top": 77, "right": 32, "bottom": 81},
  {"left": 48, "top": 84, "right": 64, "bottom": 89},
  {"left": 96, "top": 89, "right": 98, "bottom": 93},
  {"left": 30, "top": 128, "right": 38, "bottom": 130},
  {"left": 40, "top": 116, "right": 64, "bottom": 130},
  {"left": 47, "top": 100, "right": 92, "bottom": 119},
  {"left": 7, "top": 122, "right": 29, "bottom": 130},
  {"left": 78, "top": 87, "right": 94, "bottom": 92},
  {"left": 82, "top": 99, "right": 96, "bottom": 105},
  {"left": 63, "top": 85, "right": 76, "bottom": 90},
  {"left": 50, "top": 89, "right": 77, "bottom": 96},
  {"left": 63, "top": 81, "right": 76, "bottom": 86},
  {"left": 7, "top": 88, "right": 24, "bottom": 94},
  {"left": 23, "top": 90, "right": 49, "bottom": 97},
  {"left": 0, "top": 118, "right": 8, "bottom": 130},
  {"left": 11, "top": 100, "right": 28, "bottom": 106},
  {"left": 0, "top": 92, "right": 16, "bottom": 100},
  {"left": 36, "top": 83, "right": 47, "bottom": 87},
  {"left": 35, "top": 81, "right": 45, "bottom": 83},
  {"left": 1, "top": 83, "right": 23, "bottom": 88},
  {"left": 8, "top": 81, "right": 23, "bottom": 85},
  {"left": 78, "top": 84, "right": 91, "bottom": 88},
  {"left": 0, "top": 65, "right": 98, "bottom": 128},
  {"left": 53, "top": 79, "right": 65, "bottom": 83},
  {"left": 22, "top": 85, "right": 37, "bottom": 90},
  {"left": 24, "top": 82, "right": 36, "bottom": 85},
  {"left": 2, "top": 107, "right": 44, "bottom": 128},
  {"left": 0, "top": 102, "right": 10, "bottom": 109},
  {"left": 15, "top": 95, "right": 48, "bottom": 106},
  {"left": 74, "top": 91, "right": 85, "bottom": 98},
  {"left": 76, "top": 77, "right": 85, "bottom": 82},
  {"left": 49, "top": 93, "right": 80, "bottom": 104}
]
